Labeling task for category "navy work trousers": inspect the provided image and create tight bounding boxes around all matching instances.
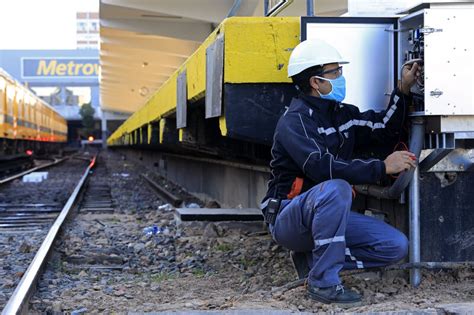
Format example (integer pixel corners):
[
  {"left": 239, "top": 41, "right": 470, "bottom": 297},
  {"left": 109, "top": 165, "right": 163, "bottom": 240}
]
[{"left": 271, "top": 179, "right": 408, "bottom": 288}]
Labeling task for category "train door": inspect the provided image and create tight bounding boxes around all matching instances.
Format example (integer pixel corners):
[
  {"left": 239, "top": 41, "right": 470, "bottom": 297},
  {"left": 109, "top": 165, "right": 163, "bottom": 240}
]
[
  {"left": 51, "top": 113, "right": 56, "bottom": 141},
  {"left": 19, "top": 91, "right": 26, "bottom": 139},
  {"left": 37, "top": 102, "right": 42, "bottom": 140},
  {"left": 26, "top": 95, "right": 33, "bottom": 139},
  {"left": 15, "top": 88, "right": 24, "bottom": 139},
  {"left": 24, "top": 94, "right": 29, "bottom": 139},
  {"left": 39, "top": 104, "right": 44, "bottom": 141},
  {"left": 5, "top": 84, "right": 16, "bottom": 138},
  {"left": 47, "top": 109, "right": 53, "bottom": 141},
  {"left": 0, "top": 76, "right": 5, "bottom": 137},
  {"left": 33, "top": 100, "right": 38, "bottom": 140}
]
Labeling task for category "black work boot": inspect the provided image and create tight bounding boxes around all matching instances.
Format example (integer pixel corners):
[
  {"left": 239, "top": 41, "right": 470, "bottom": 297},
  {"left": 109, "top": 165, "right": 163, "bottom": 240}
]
[
  {"left": 307, "top": 284, "right": 362, "bottom": 307},
  {"left": 290, "top": 251, "right": 310, "bottom": 279}
]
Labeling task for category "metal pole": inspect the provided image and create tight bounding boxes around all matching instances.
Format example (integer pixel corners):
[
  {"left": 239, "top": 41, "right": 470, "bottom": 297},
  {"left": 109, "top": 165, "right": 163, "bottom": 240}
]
[
  {"left": 409, "top": 166, "right": 421, "bottom": 287},
  {"left": 101, "top": 110, "right": 107, "bottom": 148},
  {"left": 307, "top": 0, "right": 314, "bottom": 16},
  {"left": 226, "top": 0, "right": 242, "bottom": 18},
  {"left": 264, "top": 0, "right": 269, "bottom": 16}
]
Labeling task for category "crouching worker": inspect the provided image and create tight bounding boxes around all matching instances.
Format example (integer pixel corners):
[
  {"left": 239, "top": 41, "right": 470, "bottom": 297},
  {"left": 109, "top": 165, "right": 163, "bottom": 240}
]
[{"left": 261, "top": 39, "right": 420, "bottom": 306}]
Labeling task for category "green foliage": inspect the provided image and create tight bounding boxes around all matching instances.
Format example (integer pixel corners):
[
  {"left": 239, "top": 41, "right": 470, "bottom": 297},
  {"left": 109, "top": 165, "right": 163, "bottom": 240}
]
[
  {"left": 239, "top": 257, "right": 257, "bottom": 268},
  {"left": 79, "top": 102, "right": 95, "bottom": 133},
  {"left": 192, "top": 268, "right": 206, "bottom": 277},
  {"left": 215, "top": 243, "right": 233, "bottom": 252},
  {"left": 150, "top": 272, "right": 176, "bottom": 283}
]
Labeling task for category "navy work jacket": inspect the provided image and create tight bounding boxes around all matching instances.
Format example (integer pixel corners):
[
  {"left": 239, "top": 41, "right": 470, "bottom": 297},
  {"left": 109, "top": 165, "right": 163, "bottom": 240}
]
[{"left": 263, "top": 88, "right": 410, "bottom": 205}]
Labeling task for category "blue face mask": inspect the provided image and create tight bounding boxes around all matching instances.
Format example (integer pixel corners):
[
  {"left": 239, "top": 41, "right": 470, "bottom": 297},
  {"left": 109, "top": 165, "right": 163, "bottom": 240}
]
[{"left": 316, "top": 75, "right": 346, "bottom": 102}]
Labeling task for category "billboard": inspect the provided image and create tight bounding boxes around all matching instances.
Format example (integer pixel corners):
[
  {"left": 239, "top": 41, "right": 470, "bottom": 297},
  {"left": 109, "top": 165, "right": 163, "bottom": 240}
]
[{"left": 22, "top": 57, "right": 99, "bottom": 79}]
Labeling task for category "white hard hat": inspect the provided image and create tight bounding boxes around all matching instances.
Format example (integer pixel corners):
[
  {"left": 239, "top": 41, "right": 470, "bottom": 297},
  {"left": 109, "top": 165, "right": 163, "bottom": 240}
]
[{"left": 287, "top": 39, "right": 349, "bottom": 77}]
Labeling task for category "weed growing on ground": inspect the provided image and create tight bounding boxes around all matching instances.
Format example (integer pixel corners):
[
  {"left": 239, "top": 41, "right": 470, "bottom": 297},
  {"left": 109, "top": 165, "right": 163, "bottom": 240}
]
[
  {"left": 239, "top": 257, "right": 257, "bottom": 269},
  {"left": 150, "top": 272, "right": 176, "bottom": 283},
  {"left": 215, "top": 243, "right": 233, "bottom": 252},
  {"left": 192, "top": 268, "right": 206, "bottom": 277}
]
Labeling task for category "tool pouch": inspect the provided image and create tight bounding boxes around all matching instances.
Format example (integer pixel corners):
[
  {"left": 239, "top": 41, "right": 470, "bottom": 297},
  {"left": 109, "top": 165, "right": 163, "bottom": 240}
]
[{"left": 264, "top": 198, "right": 281, "bottom": 225}]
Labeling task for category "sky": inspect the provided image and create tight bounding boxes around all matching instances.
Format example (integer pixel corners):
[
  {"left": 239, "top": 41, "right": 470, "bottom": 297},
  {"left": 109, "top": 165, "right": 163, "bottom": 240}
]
[{"left": 0, "top": 0, "right": 99, "bottom": 50}]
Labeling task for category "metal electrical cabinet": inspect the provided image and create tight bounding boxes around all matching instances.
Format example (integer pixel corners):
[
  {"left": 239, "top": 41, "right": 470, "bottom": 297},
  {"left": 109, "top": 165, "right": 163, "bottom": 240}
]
[
  {"left": 302, "top": 1, "right": 474, "bottom": 263},
  {"left": 398, "top": 2, "right": 474, "bottom": 138},
  {"left": 398, "top": 2, "right": 474, "bottom": 262}
]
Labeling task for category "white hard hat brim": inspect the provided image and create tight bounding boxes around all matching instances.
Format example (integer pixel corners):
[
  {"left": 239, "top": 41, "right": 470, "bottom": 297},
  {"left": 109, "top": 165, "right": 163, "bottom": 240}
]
[
  {"left": 288, "top": 59, "right": 349, "bottom": 78},
  {"left": 287, "top": 39, "right": 350, "bottom": 77}
]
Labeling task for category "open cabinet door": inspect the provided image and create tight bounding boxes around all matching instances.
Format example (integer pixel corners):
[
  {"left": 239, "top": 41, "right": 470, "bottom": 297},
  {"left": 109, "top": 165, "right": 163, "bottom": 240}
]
[
  {"left": 301, "top": 17, "right": 397, "bottom": 113},
  {"left": 423, "top": 8, "right": 474, "bottom": 116}
]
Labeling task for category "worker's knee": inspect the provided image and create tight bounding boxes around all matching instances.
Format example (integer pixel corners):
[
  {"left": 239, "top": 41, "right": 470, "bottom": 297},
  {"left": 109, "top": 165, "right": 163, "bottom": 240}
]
[
  {"left": 300, "top": 179, "right": 352, "bottom": 218},
  {"left": 302, "top": 179, "right": 352, "bottom": 220},
  {"left": 395, "top": 233, "right": 409, "bottom": 261},
  {"left": 326, "top": 179, "right": 352, "bottom": 198},
  {"left": 386, "top": 232, "right": 409, "bottom": 262},
  {"left": 320, "top": 179, "right": 353, "bottom": 204}
]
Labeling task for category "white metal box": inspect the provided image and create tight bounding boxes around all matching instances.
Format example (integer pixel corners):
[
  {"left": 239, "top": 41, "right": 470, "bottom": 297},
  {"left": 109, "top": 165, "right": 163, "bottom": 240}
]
[
  {"left": 302, "top": 2, "right": 474, "bottom": 136},
  {"left": 398, "top": 3, "right": 474, "bottom": 116}
]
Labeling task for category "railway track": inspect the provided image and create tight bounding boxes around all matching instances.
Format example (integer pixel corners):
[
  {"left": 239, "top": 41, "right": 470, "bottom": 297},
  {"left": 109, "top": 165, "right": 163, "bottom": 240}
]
[
  {"left": 80, "top": 159, "right": 114, "bottom": 214},
  {"left": 0, "top": 155, "right": 34, "bottom": 178},
  {"left": 0, "top": 157, "right": 81, "bottom": 232},
  {"left": 15, "top": 151, "right": 473, "bottom": 314},
  {"left": 0, "top": 155, "right": 96, "bottom": 314},
  {"left": 0, "top": 203, "right": 61, "bottom": 231},
  {"left": 0, "top": 157, "right": 68, "bottom": 186}
]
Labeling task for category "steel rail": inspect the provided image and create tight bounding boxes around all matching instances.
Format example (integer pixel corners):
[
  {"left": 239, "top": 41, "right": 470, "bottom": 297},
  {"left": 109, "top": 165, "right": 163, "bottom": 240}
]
[
  {"left": 140, "top": 173, "right": 182, "bottom": 207},
  {"left": 163, "top": 153, "right": 270, "bottom": 173},
  {"left": 2, "top": 156, "right": 96, "bottom": 315},
  {"left": 0, "top": 157, "right": 68, "bottom": 186}
]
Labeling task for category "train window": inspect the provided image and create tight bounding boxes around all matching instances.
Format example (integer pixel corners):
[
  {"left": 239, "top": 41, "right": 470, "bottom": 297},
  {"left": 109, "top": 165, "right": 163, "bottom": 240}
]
[
  {"left": 77, "top": 21, "right": 87, "bottom": 32},
  {"left": 89, "top": 21, "right": 99, "bottom": 32}
]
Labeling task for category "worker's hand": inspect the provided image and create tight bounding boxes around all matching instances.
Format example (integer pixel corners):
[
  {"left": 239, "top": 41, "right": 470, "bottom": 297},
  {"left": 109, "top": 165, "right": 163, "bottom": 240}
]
[
  {"left": 384, "top": 151, "right": 417, "bottom": 174},
  {"left": 399, "top": 62, "right": 420, "bottom": 95}
]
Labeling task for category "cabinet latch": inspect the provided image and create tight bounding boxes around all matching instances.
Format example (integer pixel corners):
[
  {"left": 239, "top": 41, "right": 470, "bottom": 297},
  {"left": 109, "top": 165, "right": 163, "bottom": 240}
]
[{"left": 430, "top": 89, "right": 443, "bottom": 98}]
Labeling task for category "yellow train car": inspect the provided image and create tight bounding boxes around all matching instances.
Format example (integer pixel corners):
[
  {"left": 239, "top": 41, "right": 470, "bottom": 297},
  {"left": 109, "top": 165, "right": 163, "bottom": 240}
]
[{"left": 0, "top": 68, "right": 67, "bottom": 155}]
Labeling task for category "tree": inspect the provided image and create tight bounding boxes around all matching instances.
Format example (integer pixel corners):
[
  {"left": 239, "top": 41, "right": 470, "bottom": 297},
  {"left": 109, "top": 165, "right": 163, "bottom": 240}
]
[{"left": 79, "top": 102, "right": 95, "bottom": 135}]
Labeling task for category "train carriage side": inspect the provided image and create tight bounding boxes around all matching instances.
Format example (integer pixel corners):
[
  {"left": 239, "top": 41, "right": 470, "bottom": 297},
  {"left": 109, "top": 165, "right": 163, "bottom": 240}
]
[
  {"left": 0, "top": 75, "right": 5, "bottom": 139},
  {"left": 5, "top": 81, "right": 16, "bottom": 139},
  {"left": 51, "top": 110, "right": 67, "bottom": 142},
  {"left": 0, "top": 68, "right": 68, "bottom": 156}
]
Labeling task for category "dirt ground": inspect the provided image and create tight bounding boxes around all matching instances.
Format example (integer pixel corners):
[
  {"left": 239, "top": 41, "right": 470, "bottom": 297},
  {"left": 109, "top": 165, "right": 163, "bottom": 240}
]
[{"left": 29, "top": 152, "right": 474, "bottom": 314}]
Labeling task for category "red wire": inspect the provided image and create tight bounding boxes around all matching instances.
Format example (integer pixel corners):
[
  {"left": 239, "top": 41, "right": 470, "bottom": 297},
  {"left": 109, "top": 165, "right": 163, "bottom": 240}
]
[
  {"left": 390, "top": 141, "right": 409, "bottom": 179},
  {"left": 393, "top": 141, "right": 409, "bottom": 152}
]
